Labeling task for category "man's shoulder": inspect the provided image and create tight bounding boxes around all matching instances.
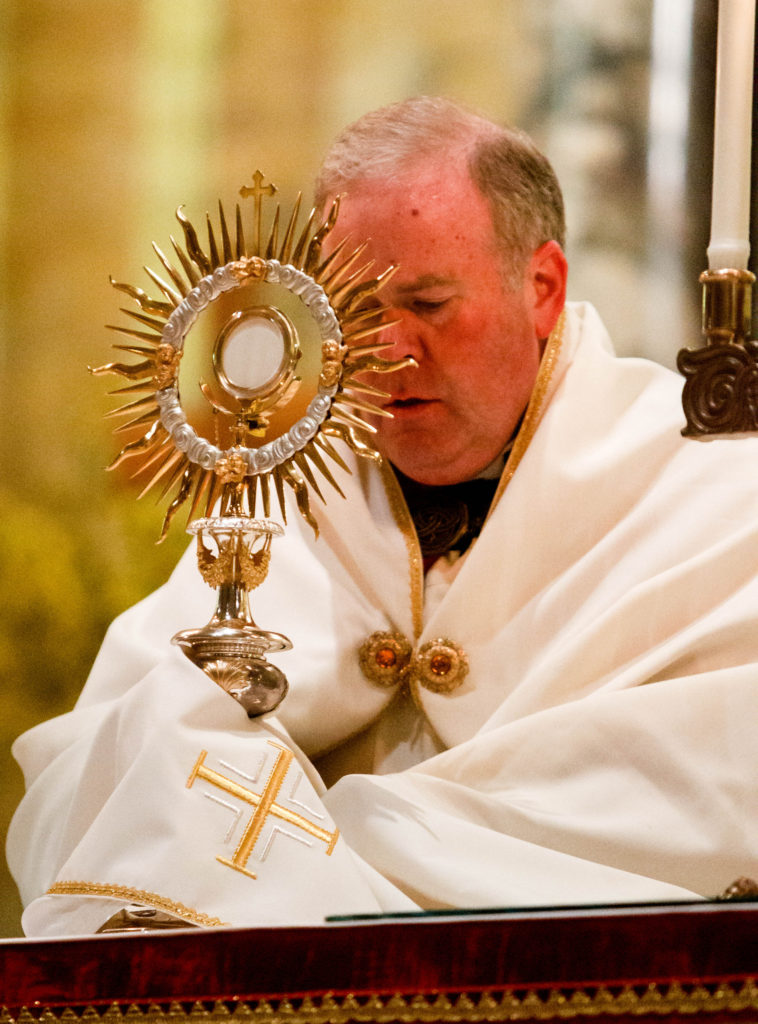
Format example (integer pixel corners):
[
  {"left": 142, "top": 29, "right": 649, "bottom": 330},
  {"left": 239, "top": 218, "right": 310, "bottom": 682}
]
[
  {"left": 544, "top": 301, "right": 758, "bottom": 488},
  {"left": 564, "top": 301, "right": 680, "bottom": 389}
]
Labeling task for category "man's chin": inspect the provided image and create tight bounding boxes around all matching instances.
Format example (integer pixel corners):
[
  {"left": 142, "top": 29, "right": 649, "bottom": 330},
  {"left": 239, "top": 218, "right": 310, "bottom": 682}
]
[
  {"left": 375, "top": 422, "right": 491, "bottom": 485},
  {"left": 378, "top": 430, "right": 508, "bottom": 485},
  {"left": 381, "top": 450, "right": 481, "bottom": 487}
]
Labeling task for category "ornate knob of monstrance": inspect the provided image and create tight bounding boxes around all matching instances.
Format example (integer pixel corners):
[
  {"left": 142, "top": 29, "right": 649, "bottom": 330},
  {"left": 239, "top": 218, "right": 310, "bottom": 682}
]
[{"left": 172, "top": 516, "right": 291, "bottom": 717}]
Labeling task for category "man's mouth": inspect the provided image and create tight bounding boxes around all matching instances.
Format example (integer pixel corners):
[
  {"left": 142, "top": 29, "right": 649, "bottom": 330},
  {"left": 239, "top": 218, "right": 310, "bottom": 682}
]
[
  {"left": 388, "top": 397, "right": 428, "bottom": 409},
  {"left": 382, "top": 396, "right": 441, "bottom": 419}
]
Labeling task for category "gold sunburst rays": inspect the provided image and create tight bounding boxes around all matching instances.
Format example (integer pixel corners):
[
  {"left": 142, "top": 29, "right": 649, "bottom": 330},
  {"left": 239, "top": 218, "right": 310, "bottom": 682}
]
[{"left": 92, "top": 172, "right": 413, "bottom": 542}]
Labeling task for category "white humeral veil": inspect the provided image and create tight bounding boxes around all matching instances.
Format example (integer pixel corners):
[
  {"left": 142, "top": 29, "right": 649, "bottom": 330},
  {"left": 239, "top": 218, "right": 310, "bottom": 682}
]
[{"left": 9, "top": 303, "right": 758, "bottom": 935}]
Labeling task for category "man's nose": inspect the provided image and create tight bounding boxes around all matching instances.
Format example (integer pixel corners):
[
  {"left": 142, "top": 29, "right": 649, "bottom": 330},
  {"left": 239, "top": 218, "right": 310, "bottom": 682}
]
[{"left": 377, "top": 308, "right": 425, "bottom": 362}]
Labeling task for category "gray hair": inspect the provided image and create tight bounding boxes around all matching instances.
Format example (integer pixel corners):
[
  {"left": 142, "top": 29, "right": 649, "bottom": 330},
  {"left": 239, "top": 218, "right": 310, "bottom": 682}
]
[{"left": 314, "top": 96, "right": 566, "bottom": 285}]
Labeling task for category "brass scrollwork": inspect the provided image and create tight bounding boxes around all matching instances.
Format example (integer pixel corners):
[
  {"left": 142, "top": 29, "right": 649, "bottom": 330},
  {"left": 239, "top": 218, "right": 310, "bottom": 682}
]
[{"left": 678, "top": 268, "right": 757, "bottom": 437}]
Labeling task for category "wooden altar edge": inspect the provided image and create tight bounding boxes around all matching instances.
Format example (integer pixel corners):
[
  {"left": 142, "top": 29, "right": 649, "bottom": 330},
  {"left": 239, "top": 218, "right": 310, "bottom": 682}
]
[{"left": 1, "top": 902, "right": 758, "bottom": 1021}]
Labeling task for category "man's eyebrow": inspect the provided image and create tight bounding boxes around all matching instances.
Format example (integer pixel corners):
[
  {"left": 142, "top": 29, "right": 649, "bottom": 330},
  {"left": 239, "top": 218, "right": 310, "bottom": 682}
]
[{"left": 395, "top": 274, "right": 459, "bottom": 294}]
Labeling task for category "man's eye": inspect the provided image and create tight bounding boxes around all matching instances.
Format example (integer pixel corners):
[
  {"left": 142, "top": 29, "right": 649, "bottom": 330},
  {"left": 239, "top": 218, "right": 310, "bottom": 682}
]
[{"left": 410, "top": 297, "right": 450, "bottom": 313}]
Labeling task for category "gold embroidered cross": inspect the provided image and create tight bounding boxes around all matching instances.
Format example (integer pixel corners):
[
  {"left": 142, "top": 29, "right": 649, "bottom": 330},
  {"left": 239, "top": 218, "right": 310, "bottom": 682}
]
[
  {"left": 187, "top": 742, "right": 339, "bottom": 880},
  {"left": 239, "top": 170, "right": 277, "bottom": 256}
]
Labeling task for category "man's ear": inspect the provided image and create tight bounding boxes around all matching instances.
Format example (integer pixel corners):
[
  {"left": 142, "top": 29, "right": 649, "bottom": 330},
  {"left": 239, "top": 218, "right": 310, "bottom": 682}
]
[{"left": 528, "top": 240, "right": 568, "bottom": 339}]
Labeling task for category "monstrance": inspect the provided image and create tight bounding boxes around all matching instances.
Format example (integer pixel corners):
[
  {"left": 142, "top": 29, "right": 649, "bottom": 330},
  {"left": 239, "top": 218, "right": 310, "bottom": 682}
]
[{"left": 92, "top": 172, "right": 411, "bottom": 717}]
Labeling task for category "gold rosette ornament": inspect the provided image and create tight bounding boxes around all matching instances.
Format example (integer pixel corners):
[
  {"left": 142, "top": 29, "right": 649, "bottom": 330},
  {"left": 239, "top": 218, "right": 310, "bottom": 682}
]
[{"left": 93, "top": 171, "right": 413, "bottom": 716}]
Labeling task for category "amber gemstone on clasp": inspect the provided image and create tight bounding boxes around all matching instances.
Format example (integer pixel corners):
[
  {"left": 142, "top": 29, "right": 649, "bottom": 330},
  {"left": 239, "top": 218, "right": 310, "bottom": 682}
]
[
  {"left": 359, "top": 631, "right": 412, "bottom": 687},
  {"left": 415, "top": 638, "right": 469, "bottom": 694},
  {"left": 375, "top": 647, "right": 398, "bottom": 668}
]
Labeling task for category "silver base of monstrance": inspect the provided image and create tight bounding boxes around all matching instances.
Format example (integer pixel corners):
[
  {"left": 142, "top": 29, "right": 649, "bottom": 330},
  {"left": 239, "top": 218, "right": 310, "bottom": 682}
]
[{"left": 172, "top": 517, "right": 291, "bottom": 716}]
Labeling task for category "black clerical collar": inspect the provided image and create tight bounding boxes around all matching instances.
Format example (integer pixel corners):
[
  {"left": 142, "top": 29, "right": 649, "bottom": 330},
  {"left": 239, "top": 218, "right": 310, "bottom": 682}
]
[{"left": 393, "top": 466, "right": 501, "bottom": 567}]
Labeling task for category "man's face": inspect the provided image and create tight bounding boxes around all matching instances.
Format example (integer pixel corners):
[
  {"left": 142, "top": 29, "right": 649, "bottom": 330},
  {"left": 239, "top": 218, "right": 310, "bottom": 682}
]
[{"left": 330, "top": 163, "right": 551, "bottom": 486}]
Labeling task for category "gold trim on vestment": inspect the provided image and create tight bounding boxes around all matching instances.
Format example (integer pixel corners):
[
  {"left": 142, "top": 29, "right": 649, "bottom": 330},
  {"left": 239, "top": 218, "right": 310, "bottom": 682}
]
[
  {"left": 490, "top": 309, "right": 566, "bottom": 516},
  {"left": 379, "top": 459, "right": 424, "bottom": 641},
  {"left": 6, "top": 978, "right": 758, "bottom": 1022},
  {"left": 46, "top": 881, "right": 226, "bottom": 928}
]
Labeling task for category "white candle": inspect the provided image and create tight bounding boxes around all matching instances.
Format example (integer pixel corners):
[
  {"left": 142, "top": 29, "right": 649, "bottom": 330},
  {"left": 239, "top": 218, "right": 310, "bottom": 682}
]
[{"left": 708, "top": 0, "right": 756, "bottom": 270}]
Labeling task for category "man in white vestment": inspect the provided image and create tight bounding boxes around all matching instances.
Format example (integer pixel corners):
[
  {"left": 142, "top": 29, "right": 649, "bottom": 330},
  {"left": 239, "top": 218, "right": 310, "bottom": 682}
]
[{"left": 8, "top": 96, "right": 758, "bottom": 936}]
